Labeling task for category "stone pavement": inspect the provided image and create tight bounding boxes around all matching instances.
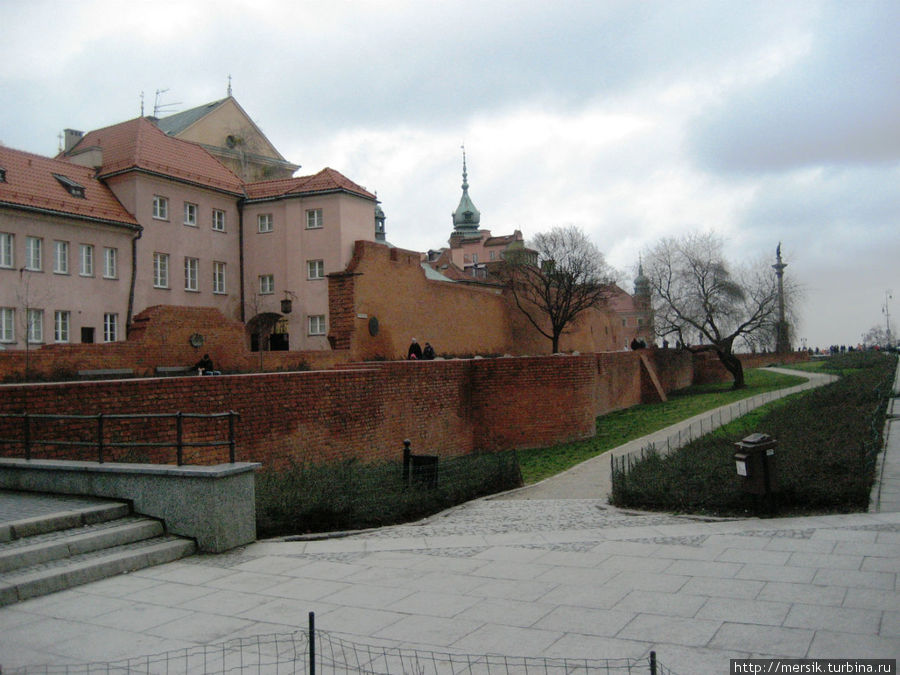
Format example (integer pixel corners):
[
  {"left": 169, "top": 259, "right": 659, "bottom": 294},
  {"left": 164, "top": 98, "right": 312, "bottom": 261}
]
[{"left": 0, "top": 365, "right": 898, "bottom": 674}]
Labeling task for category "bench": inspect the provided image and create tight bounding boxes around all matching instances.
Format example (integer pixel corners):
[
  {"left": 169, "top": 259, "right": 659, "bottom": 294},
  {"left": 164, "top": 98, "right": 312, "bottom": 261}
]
[
  {"left": 77, "top": 368, "right": 134, "bottom": 379},
  {"left": 155, "top": 366, "right": 197, "bottom": 376}
]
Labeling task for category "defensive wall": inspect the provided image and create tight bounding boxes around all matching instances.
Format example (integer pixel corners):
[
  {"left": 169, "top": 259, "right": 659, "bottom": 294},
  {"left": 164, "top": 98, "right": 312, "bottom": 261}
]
[
  {"left": 0, "top": 350, "right": 751, "bottom": 470},
  {"left": 0, "top": 305, "right": 349, "bottom": 382},
  {"left": 328, "top": 241, "right": 629, "bottom": 361}
]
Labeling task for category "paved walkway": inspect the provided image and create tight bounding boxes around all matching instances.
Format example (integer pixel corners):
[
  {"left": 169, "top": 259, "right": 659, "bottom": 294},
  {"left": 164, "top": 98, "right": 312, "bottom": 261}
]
[{"left": 0, "top": 366, "right": 898, "bottom": 673}]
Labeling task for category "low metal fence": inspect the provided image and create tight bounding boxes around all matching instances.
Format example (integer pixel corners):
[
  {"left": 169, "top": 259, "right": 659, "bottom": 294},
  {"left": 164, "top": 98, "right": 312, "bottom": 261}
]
[
  {"left": 6, "top": 613, "right": 680, "bottom": 674},
  {"left": 0, "top": 411, "right": 239, "bottom": 465}
]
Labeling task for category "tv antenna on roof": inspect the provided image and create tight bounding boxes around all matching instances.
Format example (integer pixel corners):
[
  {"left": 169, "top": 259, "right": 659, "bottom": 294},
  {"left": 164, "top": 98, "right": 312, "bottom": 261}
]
[{"left": 153, "top": 88, "right": 181, "bottom": 117}]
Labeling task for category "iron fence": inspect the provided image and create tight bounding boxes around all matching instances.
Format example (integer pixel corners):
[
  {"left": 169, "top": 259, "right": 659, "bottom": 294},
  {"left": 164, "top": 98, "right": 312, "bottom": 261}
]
[
  {"left": 5, "top": 613, "right": 680, "bottom": 674},
  {"left": 0, "top": 410, "right": 239, "bottom": 465}
]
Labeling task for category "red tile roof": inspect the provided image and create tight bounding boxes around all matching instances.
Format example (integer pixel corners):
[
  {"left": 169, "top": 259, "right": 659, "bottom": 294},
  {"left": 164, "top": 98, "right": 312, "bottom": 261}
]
[
  {"left": 67, "top": 118, "right": 244, "bottom": 194},
  {"left": 245, "top": 168, "right": 375, "bottom": 201},
  {"left": 0, "top": 145, "right": 139, "bottom": 228}
]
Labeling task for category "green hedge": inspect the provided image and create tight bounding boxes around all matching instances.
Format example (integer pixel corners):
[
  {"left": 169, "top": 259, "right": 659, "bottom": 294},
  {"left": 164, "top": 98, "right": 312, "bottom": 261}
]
[
  {"left": 611, "top": 352, "right": 896, "bottom": 516},
  {"left": 256, "top": 450, "right": 522, "bottom": 537}
]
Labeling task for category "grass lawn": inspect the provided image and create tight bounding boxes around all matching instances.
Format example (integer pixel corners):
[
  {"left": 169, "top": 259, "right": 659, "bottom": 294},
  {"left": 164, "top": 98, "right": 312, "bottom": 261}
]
[{"left": 517, "top": 367, "right": 808, "bottom": 484}]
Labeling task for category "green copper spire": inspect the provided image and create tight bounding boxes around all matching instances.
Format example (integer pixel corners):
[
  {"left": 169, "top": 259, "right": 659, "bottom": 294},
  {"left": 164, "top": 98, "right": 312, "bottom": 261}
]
[{"left": 452, "top": 146, "right": 481, "bottom": 235}]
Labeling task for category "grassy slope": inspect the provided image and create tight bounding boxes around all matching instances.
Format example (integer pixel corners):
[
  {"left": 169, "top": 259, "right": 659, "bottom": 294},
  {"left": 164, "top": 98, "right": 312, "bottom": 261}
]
[{"left": 517, "top": 368, "right": 807, "bottom": 484}]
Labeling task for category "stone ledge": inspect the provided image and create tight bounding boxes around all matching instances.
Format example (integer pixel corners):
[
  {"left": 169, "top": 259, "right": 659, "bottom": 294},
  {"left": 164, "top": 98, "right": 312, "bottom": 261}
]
[{"left": 0, "top": 458, "right": 260, "bottom": 553}]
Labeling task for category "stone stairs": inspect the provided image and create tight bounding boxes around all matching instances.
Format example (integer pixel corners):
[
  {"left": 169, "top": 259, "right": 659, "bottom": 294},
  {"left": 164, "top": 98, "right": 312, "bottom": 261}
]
[{"left": 0, "top": 497, "right": 195, "bottom": 607}]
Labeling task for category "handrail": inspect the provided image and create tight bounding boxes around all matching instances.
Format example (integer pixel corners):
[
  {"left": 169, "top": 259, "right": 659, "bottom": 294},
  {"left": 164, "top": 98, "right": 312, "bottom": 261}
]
[{"left": 0, "top": 411, "right": 240, "bottom": 466}]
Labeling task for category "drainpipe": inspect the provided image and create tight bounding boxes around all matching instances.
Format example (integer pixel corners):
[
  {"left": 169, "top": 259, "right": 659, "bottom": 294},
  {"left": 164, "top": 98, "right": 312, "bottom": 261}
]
[
  {"left": 126, "top": 226, "right": 143, "bottom": 332},
  {"left": 238, "top": 197, "right": 246, "bottom": 322}
]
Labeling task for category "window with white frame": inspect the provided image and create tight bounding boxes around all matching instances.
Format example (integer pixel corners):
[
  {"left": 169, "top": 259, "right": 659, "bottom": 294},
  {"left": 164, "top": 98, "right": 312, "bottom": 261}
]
[
  {"left": 103, "top": 313, "right": 118, "bottom": 342},
  {"left": 307, "top": 259, "right": 325, "bottom": 280},
  {"left": 80, "top": 244, "right": 94, "bottom": 276},
  {"left": 27, "top": 308, "right": 43, "bottom": 344},
  {"left": 0, "top": 233, "right": 13, "bottom": 268},
  {"left": 103, "top": 247, "right": 118, "bottom": 279},
  {"left": 152, "top": 195, "right": 168, "bottom": 220},
  {"left": 25, "top": 237, "right": 42, "bottom": 271},
  {"left": 153, "top": 252, "right": 169, "bottom": 288},
  {"left": 54, "top": 240, "right": 69, "bottom": 274},
  {"left": 0, "top": 308, "right": 14, "bottom": 343},
  {"left": 183, "top": 202, "right": 198, "bottom": 226},
  {"left": 257, "top": 213, "right": 273, "bottom": 233},
  {"left": 308, "top": 314, "right": 326, "bottom": 335},
  {"left": 213, "top": 261, "right": 226, "bottom": 294},
  {"left": 212, "top": 209, "right": 226, "bottom": 231},
  {"left": 184, "top": 257, "right": 199, "bottom": 291},
  {"left": 54, "top": 310, "right": 70, "bottom": 343},
  {"left": 259, "top": 274, "right": 274, "bottom": 295},
  {"left": 306, "top": 208, "right": 323, "bottom": 229}
]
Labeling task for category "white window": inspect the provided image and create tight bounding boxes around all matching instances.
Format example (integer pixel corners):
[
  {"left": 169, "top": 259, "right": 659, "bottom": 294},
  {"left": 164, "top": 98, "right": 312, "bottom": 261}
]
[
  {"left": 307, "top": 259, "right": 325, "bottom": 280},
  {"left": 212, "top": 209, "right": 226, "bottom": 231},
  {"left": 0, "top": 308, "right": 14, "bottom": 343},
  {"left": 306, "top": 208, "right": 323, "bottom": 229},
  {"left": 25, "top": 237, "right": 42, "bottom": 271},
  {"left": 54, "top": 310, "right": 70, "bottom": 343},
  {"left": 259, "top": 274, "right": 274, "bottom": 295},
  {"left": 213, "top": 261, "right": 227, "bottom": 294},
  {"left": 27, "top": 308, "right": 43, "bottom": 343},
  {"left": 54, "top": 240, "right": 69, "bottom": 274},
  {"left": 0, "top": 233, "right": 13, "bottom": 268},
  {"left": 103, "top": 247, "right": 118, "bottom": 279},
  {"left": 103, "top": 313, "right": 118, "bottom": 342},
  {"left": 153, "top": 252, "right": 169, "bottom": 288},
  {"left": 183, "top": 202, "right": 198, "bottom": 226},
  {"left": 80, "top": 244, "right": 94, "bottom": 276},
  {"left": 257, "top": 213, "right": 273, "bottom": 233},
  {"left": 152, "top": 195, "right": 168, "bottom": 220},
  {"left": 184, "top": 257, "right": 199, "bottom": 291},
  {"left": 308, "top": 314, "right": 326, "bottom": 335}
]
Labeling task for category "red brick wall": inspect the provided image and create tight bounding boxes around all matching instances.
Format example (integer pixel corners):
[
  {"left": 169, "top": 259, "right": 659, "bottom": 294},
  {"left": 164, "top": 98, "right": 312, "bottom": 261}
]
[
  {"left": 0, "top": 353, "right": 677, "bottom": 468},
  {"left": 0, "top": 305, "right": 351, "bottom": 381}
]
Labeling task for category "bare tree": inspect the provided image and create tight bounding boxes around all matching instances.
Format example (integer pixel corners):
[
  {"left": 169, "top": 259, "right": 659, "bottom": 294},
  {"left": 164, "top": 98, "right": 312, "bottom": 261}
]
[
  {"left": 643, "top": 232, "right": 792, "bottom": 389},
  {"left": 500, "top": 225, "right": 617, "bottom": 353}
]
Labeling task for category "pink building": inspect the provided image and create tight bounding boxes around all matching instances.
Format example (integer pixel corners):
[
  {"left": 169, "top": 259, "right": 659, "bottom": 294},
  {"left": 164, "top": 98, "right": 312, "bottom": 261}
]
[{"left": 0, "top": 96, "right": 381, "bottom": 352}]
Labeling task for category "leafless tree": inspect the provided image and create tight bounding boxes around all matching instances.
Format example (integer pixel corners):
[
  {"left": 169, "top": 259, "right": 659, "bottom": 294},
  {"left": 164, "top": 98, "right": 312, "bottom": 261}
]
[
  {"left": 642, "top": 232, "right": 794, "bottom": 389},
  {"left": 500, "top": 225, "right": 617, "bottom": 353}
]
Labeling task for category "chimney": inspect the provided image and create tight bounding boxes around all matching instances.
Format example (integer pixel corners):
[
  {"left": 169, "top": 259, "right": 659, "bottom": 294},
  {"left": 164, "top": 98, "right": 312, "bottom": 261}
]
[{"left": 64, "top": 129, "right": 84, "bottom": 153}]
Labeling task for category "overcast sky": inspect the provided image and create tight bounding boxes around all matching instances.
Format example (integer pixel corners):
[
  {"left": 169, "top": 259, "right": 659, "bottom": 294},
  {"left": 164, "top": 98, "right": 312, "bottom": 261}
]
[{"left": 2, "top": 0, "right": 898, "bottom": 350}]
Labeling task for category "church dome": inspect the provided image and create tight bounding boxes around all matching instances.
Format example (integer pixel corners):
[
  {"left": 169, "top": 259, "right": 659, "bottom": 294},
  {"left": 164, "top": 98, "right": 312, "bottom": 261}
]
[{"left": 452, "top": 148, "right": 480, "bottom": 233}]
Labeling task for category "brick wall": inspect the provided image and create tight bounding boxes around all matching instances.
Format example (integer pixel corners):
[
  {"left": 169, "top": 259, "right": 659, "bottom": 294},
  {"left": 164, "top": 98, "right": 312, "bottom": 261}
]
[
  {"left": 329, "top": 241, "right": 627, "bottom": 360},
  {"left": 0, "top": 305, "right": 350, "bottom": 381},
  {"left": 0, "top": 352, "right": 690, "bottom": 469}
]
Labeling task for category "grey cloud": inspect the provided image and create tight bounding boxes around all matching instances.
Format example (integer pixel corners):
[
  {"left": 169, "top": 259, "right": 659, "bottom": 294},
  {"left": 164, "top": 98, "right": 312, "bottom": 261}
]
[{"left": 688, "top": 1, "right": 900, "bottom": 174}]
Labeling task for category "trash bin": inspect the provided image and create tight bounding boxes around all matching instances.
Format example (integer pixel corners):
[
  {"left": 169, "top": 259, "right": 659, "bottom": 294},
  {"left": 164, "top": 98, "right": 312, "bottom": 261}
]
[{"left": 734, "top": 433, "right": 778, "bottom": 514}]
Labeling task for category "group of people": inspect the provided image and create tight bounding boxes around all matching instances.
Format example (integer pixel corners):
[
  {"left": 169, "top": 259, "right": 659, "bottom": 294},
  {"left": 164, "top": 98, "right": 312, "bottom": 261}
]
[{"left": 407, "top": 338, "right": 436, "bottom": 360}]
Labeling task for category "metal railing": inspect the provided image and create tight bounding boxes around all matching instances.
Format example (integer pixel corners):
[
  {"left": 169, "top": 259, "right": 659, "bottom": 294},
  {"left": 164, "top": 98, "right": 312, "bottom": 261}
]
[{"left": 0, "top": 411, "right": 239, "bottom": 465}]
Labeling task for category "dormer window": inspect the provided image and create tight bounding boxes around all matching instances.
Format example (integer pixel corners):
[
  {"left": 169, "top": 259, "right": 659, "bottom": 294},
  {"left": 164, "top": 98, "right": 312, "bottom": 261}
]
[
  {"left": 53, "top": 173, "right": 85, "bottom": 199},
  {"left": 0, "top": 168, "right": 6, "bottom": 182}
]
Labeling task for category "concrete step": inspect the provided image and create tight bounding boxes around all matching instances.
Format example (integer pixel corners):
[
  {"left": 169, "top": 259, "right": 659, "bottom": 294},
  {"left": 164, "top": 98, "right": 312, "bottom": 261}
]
[
  {"left": 0, "top": 534, "right": 196, "bottom": 606},
  {"left": 0, "top": 500, "right": 131, "bottom": 542},
  {"left": 0, "top": 515, "right": 165, "bottom": 573}
]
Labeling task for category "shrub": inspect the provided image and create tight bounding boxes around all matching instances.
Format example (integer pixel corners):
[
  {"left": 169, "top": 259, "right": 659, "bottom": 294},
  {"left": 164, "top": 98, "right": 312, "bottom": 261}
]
[
  {"left": 256, "top": 450, "right": 522, "bottom": 537},
  {"left": 612, "top": 352, "right": 896, "bottom": 516}
]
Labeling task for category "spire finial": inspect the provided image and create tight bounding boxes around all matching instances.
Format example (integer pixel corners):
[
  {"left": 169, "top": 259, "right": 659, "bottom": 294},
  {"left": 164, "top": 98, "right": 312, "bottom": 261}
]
[
  {"left": 227, "top": 75, "right": 232, "bottom": 97},
  {"left": 461, "top": 144, "right": 468, "bottom": 191}
]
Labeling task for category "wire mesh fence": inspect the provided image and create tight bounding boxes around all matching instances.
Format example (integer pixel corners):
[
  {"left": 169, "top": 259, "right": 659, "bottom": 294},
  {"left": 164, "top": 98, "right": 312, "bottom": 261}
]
[{"left": 6, "top": 623, "right": 680, "bottom": 674}]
